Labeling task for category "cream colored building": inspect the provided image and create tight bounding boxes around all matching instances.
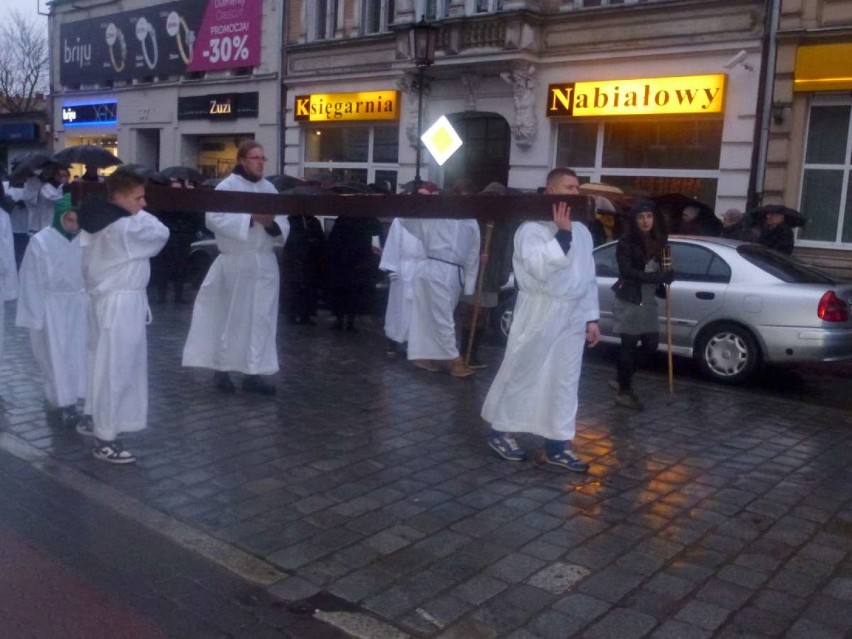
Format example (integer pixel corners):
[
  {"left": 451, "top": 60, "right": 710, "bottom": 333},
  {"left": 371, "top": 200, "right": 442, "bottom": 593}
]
[
  {"left": 48, "top": 0, "right": 284, "bottom": 179},
  {"left": 763, "top": 0, "right": 852, "bottom": 274},
  {"left": 283, "top": 0, "right": 767, "bottom": 217}
]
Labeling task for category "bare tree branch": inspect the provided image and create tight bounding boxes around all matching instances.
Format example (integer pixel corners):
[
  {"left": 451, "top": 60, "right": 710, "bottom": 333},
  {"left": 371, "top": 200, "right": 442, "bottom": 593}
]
[{"left": 0, "top": 10, "right": 48, "bottom": 113}]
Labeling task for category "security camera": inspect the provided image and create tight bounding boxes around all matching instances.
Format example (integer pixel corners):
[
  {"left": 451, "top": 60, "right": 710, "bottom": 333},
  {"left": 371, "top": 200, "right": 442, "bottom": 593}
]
[{"left": 723, "top": 50, "right": 753, "bottom": 71}]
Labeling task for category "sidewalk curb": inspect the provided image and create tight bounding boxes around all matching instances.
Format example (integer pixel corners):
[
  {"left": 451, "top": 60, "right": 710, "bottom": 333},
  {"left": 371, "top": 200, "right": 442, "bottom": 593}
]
[{"left": 0, "top": 432, "right": 286, "bottom": 586}]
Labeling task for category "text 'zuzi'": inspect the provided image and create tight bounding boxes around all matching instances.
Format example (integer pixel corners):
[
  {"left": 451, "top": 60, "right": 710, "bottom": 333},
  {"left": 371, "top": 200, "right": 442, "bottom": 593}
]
[{"left": 547, "top": 74, "right": 727, "bottom": 118}]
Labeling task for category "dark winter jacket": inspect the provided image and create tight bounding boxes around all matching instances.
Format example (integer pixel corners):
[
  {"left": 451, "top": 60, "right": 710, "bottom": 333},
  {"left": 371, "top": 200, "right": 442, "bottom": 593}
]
[{"left": 757, "top": 223, "right": 794, "bottom": 255}]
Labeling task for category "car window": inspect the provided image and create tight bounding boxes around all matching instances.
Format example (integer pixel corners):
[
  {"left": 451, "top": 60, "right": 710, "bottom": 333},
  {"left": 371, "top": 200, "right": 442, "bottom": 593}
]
[
  {"left": 737, "top": 244, "right": 836, "bottom": 284},
  {"left": 670, "top": 243, "right": 731, "bottom": 283},
  {"left": 593, "top": 243, "right": 618, "bottom": 277}
]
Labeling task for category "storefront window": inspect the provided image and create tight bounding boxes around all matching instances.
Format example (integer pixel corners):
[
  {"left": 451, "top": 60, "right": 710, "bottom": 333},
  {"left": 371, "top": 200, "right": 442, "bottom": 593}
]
[
  {"left": 302, "top": 125, "right": 399, "bottom": 191},
  {"left": 555, "top": 119, "right": 721, "bottom": 204},
  {"left": 799, "top": 102, "right": 852, "bottom": 245}
]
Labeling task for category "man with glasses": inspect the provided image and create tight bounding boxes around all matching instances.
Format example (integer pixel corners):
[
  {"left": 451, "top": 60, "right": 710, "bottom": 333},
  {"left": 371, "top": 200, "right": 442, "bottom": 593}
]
[{"left": 183, "top": 141, "right": 289, "bottom": 395}]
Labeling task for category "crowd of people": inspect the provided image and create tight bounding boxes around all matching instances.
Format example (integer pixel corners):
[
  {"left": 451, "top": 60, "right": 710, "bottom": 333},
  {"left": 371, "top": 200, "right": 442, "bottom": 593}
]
[{"left": 0, "top": 148, "right": 807, "bottom": 470}]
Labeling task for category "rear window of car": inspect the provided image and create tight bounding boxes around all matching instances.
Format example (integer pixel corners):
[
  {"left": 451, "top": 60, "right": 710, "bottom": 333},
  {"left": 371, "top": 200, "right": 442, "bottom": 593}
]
[{"left": 737, "top": 244, "right": 836, "bottom": 284}]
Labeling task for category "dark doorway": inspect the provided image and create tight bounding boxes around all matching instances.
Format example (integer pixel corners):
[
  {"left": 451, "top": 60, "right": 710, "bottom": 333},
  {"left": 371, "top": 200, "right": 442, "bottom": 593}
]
[{"left": 443, "top": 113, "right": 510, "bottom": 192}]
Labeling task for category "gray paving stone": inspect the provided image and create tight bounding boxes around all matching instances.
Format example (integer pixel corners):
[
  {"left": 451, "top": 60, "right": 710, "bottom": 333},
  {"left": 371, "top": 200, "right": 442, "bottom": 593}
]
[
  {"left": 527, "top": 562, "right": 591, "bottom": 595},
  {"left": 644, "top": 573, "right": 696, "bottom": 600},
  {"left": 695, "top": 577, "right": 755, "bottom": 609},
  {"left": 649, "top": 619, "right": 712, "bottom": 639},
  {"left": 674, "top": 599, "right": 731, "bottom": 631},
  {"left": 582, "top": 607, "right": 657, "bottom": 639},
  {"left": 577, "top": 565, "right": 645, "bottom": 604},
  {"left": 486, "top": 552, "right": 548, "bottom": 583},
  {"left": 552, "top": 593, "right": 612, "bottom": 622}
]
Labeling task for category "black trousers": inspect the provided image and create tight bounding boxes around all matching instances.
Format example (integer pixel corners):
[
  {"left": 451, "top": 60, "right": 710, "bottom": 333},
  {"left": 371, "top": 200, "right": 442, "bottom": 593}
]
[{"left": 617, "top": 332, "right": 659, "bottom": 391}]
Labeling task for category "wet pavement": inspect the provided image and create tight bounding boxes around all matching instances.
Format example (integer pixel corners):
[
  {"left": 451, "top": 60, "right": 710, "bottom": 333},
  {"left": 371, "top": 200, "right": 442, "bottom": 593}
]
[{"left": 1, "top": 300, "right": 851, "bottom": 639}]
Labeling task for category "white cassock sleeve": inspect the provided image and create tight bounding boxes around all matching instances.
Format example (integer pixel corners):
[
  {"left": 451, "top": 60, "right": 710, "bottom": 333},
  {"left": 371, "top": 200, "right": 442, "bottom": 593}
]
[
  {"left": 0, "top": 211, "right": 18, "bottom": 301},
  {"left": 206, "top": 211, "right": 251, "bottom": 243},
  {"left": 514, "top": 223, "right": 569, "bottom": 284},
  {"left": 379, "top": 219, "right": 403, "bottom": 273},
  {"left": 123, "top": 211, "right": 170, "bottom": 260},
  {"left": 272, "top": 216, "right": 290, "bottom": 245},
  {"left": 15, "top": 238, "right": 46, "bottom": 329},
  {"left": 462, "top": 222, "right": 480, "bottom": 296}
]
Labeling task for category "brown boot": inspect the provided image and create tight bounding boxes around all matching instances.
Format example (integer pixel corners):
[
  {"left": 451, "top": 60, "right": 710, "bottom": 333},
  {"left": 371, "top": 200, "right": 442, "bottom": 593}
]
[{"left": 449, "top": 357, "right": 475, "bottom": 378}]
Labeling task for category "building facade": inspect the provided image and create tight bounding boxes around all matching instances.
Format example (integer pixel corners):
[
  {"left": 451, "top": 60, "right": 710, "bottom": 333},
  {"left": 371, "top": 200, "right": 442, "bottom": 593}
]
[
  {"left": 48, "top": 0, "right": 285, "bottom": 179},
  {"left": 763, "top": 0, "right": 852, "bottom": 273},
  {"left": 0, "top": 101, "right": 49, "bottom": 175},
  {"left": 282, "top": 0, "right": 767, "bottom": 214}
]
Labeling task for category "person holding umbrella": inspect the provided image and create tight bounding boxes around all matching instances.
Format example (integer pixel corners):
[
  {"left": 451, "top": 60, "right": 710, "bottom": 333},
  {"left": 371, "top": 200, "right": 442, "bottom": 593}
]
[
  {"left": 22, "top": 163, "right": 69, "bottom": 232},
  {"left": 757, "top": 208, "right": 795, "bottom": 255}
]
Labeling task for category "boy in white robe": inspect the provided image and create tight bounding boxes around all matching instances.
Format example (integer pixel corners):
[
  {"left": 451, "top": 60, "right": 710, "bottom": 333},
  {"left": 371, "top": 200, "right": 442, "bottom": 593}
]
[
  {"left": 181, "top": 141, "right": 288, "bottom": 395},
  {"left": 0, "top": 197, "right": 18, "bottom": 379},
  {"left": 401, "top": 182, "right": 480, "bottom": 378},
  {"left": 76, "top": 168, "right": 169, "bottom": 464},
  {"left": 379, "top": 217, "right": 425, "bottom": 357},
  {"left": 22, "top": 165, "right": 69, "bottom": 232},
  {"left": 16, "top": 194, "right": 88, "bottom": 428},
  {"left": 481, "top": 168, "right": 600, "bottom": 472}
]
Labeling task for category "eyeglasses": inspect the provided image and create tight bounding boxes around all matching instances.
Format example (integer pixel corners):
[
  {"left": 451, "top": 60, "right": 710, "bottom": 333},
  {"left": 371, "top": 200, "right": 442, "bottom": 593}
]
[{"left": 245, "top": 155, "right": 267, "bottom": 161}]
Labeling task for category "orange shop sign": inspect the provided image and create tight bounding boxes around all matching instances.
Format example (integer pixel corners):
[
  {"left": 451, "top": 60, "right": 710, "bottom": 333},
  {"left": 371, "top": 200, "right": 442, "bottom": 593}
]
[
  {"left": 294, "top": 91, "right": 399, "bottom": 122},
  {"left": 546, "top": 74, "right": 726, "bottom": 118}
]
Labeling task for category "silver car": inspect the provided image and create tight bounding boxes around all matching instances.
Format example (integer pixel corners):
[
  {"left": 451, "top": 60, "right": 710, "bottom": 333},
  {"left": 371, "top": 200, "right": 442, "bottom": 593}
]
[{"left": 593, "top": 237, "right": 852, "bottom": 384}]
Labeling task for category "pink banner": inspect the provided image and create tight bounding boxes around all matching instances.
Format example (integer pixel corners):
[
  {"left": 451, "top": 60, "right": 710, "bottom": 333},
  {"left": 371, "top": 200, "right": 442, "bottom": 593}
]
[{"left": 187, "top": 0, "right": 262, "bottom": 72}]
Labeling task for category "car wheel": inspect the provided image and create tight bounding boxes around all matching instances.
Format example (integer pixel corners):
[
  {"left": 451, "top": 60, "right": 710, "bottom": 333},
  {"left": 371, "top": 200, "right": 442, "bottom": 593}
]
[{"left": 696, "top": 322, "right": 760, "bottom": 385}]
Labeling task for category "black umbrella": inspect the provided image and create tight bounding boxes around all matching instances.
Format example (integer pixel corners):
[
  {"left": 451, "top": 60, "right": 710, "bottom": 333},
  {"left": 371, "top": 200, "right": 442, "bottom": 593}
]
[
  {"left": 53, "top": 145, "right": 122, "bottom": 169},
  {"left": 8, "top": 152, "right": 55, "bottom": 186},
  {"left": 745, "top": 204, "right": 807, "bottom": 228},
  {"left": 266, "top": 174, "right": 305, "bottom": 192},
  {"left": 120, "top": 164, "right": 170, "bottom": 186},
  {"left": 327, "top": 181, "right": 373, "bottom": 194},
  {"left": 651, "top": 193, "right": 721, "bottom": 235},
  {"left": 160, "top": 166, "right": 204, "bottom": 184}
]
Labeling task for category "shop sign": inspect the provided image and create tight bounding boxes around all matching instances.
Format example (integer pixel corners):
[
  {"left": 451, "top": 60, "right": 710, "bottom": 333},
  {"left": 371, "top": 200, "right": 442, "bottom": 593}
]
[
  {"left": 177, "top": 92, "right": 258, "bottom": 120},
  {"left": 58, "top": 0, "right": 262, "bottom": 86},
  {"left": 794, "top": 44, "right": 852, "bottom": 92},
  {"left": 294, "top": 91, "right": 399, "bottom": 123},
  {"left": 546, "top": 74, "right": 726, "bottom": 118},
  {"left": 61, "top": 101, "right": 118, "bottom": 127},
  {"left": 0, "top": 122, "right": 39, "bottom": 142}
]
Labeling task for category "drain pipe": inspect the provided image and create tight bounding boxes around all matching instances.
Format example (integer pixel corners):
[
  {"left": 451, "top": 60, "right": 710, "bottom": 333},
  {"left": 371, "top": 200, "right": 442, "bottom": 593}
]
[{"left": 748, "top": 0, "right": 782, "bottom": 210}]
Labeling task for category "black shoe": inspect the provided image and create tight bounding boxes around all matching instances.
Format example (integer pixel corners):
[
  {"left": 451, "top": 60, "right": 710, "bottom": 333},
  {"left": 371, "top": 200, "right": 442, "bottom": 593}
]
[
  {"left": 330, "top": 318, "right": 344, "bottom": 331},
  {"left": 297, "top": 316, "right": 316, "bottom": 326},
  {"left": 242, "top": 375, "right": 276, "bottom": 396},
  {"left": 214, "top": 371, "right": 236, "bottom": 393},
  {"left": 60, "top": 405, "right": 82, "bottom": 429},
  {"left": 616, "top": 391, "right": 643, "bottom": 411}
]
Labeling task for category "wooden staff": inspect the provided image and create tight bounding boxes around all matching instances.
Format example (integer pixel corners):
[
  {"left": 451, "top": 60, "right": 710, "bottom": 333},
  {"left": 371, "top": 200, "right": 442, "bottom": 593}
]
[
  {"left": 465, "top": 221, "right": 495, "bottom": 367},
  {"left": 662, "top": 245, "right": 674, "bottom": 394}
]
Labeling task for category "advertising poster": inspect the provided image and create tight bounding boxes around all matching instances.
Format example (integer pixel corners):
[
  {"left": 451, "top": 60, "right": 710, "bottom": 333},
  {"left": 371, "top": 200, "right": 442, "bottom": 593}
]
[{"left": 59, "top": 0, "right": 263, "bottom": 86}]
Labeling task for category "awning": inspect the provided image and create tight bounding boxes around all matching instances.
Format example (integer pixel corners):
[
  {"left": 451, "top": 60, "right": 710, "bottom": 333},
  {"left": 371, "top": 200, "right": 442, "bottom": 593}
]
[{"left": 794, "top": 43, "right": 852, "bottom": 92}]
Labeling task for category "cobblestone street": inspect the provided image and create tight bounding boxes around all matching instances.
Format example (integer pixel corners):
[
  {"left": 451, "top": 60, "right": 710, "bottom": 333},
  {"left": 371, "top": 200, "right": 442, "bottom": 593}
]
[{"left": 1, "top": 301, "right": 851, "bottom": 638}]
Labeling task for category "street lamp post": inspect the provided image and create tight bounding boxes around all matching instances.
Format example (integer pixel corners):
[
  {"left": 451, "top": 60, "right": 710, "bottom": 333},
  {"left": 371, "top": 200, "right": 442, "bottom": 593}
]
[{"left": 408, "top": 18, "right": 438, "bottom": 191}]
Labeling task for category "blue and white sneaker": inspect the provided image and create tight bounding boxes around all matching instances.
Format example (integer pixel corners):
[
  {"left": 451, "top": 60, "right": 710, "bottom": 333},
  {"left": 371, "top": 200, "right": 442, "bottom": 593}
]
[
  {"left": 75, "top": 415, "right": 94, "bottom": 437},
  {"left": 545, "top": 449, "right": 589, "bottom": 473},
  {"left": 487, "top": 433, "right": 527, "bottom": 462}
]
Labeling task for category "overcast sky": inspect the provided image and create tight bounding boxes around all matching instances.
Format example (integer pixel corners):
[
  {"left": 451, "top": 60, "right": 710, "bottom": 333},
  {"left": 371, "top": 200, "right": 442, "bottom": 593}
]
[{"left": 1, "top": 0, "right": 49, "bottom": 25}]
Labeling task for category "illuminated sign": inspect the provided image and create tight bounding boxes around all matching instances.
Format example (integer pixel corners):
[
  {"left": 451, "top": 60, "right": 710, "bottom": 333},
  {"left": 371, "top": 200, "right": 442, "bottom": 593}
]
[
  {"left": 294, "top": 91, "right": 399, "bottom": 122},
  {"left": 546, "top": 75, "right": 726, "bottom": 118},
  {"left": 421, "top": 115, "right": 462, "bottom": 166},
  {"left": 61, "top": 101, "right": 118, "bottom": 127},
  {"left": 177, "top": 92, "right": 258, "bottom": 120},
  {"left": 794, "top": 44, "right": 852, "bottom": 92}
]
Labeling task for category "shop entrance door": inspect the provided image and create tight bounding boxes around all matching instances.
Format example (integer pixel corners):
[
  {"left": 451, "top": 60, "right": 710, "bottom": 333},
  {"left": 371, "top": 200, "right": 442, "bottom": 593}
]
[
  {"left": 443, "top": 113, "right": 510, "bottom": 192},
  {"left": 135, "top": 129, "right": 161, "bottom": 170}
]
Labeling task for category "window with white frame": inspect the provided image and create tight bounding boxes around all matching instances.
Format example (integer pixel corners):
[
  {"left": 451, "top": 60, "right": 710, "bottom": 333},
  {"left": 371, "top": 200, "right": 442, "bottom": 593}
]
[
  {"left": 310, "top": 0, "right": 340, "bottom": 41},
  {"left": 363, "top": 0, "right": 396, "bottom": 34},
  {"left": 302, "top": 125, "right": 400, "bottom": 192},
  {"left": 555, "top": 118, "right": 723, "bottom": 204},
  {"left": 799, "top": 98, "right": 852, "bottom": 245}
]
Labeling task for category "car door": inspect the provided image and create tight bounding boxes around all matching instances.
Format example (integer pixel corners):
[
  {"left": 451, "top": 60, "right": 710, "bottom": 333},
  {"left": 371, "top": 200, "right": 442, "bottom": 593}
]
[
  {"left": 666, "top": 242, "right": 731, "bottom": 351},
  {"left": 593, "top": 242, "right": 619, "bottom": 339}
]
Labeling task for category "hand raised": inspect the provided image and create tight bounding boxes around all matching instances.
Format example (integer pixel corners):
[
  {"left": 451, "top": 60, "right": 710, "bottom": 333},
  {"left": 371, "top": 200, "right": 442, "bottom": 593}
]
[{"left": 552, "top": 201, "right": 572, "bottom": 231}]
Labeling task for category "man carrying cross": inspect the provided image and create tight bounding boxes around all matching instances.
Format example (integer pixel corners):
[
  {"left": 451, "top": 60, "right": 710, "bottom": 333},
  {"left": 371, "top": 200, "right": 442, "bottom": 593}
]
[
  {"left": 481, "top": 167, "right": 600, "bottom": 472},
  {"left": 182, "top": 141, "right": 289, "bottom": 395}
]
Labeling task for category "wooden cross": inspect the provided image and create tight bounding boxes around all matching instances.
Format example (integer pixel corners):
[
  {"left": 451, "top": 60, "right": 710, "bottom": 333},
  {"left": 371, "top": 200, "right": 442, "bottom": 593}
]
[{"left": 69, "top": 182, "right": 597, "bottom": 224}]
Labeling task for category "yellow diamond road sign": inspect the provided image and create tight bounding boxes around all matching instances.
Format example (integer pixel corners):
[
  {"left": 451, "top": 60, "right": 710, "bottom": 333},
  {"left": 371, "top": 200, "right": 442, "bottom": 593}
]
[{"left": 421, "top": 115, "right": 462, "bottom": 166}]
